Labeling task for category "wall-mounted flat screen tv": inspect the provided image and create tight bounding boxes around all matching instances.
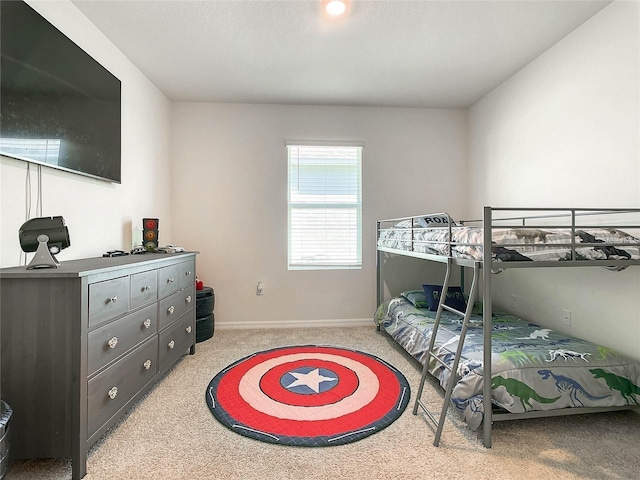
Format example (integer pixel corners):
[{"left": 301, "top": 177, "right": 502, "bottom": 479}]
[{"left": 0, "top": 0, "right": 122, "bottom": 183}]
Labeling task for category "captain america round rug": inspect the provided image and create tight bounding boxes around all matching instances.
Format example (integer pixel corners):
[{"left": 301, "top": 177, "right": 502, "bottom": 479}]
[{"left": 205, "top": 345, "right": 410, "bottom": 446}]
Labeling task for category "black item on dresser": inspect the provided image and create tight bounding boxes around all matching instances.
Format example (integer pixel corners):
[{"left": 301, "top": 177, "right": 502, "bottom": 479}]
[
  {"left": 196, "top": 287, "right": 215, "bottom": 342},
  {"left": 0, "top": 252, "right": 197, "bottom": 480}
]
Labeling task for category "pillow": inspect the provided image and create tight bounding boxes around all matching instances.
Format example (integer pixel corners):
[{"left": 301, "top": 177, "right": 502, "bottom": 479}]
[
  {"left": 422, "top": 284, "right": 467, "bottom": 312},
  {"left": 400, "top": 290, "right": 429, "bottom": 309},
  {"left": 415, "top": 214, "right": 455, "bottom": 229}
]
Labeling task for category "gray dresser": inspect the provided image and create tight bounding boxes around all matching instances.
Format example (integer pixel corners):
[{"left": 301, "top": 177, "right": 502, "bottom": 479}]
[{"left": 0, "top": 252, "right": 197, "bottom": 480}]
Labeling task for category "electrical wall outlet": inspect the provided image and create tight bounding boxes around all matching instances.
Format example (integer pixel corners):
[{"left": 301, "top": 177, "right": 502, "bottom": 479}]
[
  {"left": 256, "top": 281, "right": 264, "bottom": 296},
  {"left": 562, "top": 309, "right": 572, "bottom": 326}
]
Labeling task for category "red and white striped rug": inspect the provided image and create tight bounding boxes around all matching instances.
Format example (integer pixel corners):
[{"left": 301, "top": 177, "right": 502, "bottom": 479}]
[{"left": 206, "top": 345, "right": 410, "bottom": 446}]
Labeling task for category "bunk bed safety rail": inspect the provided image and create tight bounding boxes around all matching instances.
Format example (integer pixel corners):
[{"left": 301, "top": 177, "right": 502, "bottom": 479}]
[{"left": 377, "top": 208, "right": 640, "bottom": 268}]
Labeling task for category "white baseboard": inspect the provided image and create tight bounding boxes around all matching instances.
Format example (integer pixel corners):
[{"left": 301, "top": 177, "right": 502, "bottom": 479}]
[{"left": 216, "top": 318, "right": 373, "bottom": 330}]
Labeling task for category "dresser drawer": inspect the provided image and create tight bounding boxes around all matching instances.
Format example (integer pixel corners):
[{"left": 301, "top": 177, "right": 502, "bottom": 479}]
[
  {"left": 158, "top": 264, "right": 180, "bottom": 299},
  {"left": 89, "top": 276, "right": 130, "bottom": 327},
  {"left": 130, "top": 269, "right": 158, "bottom": 309},
  {"left": 159, "top": 312, "right": 194, "bottom": 373},
  {"left": 158, "top": 285, "right": 195, "bottom": 330},
  {"left": 87, "top": 303, "right": 158, "bottom": 376},
  {"left": 179, "top": 260, "right": 195, "bottom": 289},
  {"left": 87, "top": 336, "right": 158, "bottom": 437}
]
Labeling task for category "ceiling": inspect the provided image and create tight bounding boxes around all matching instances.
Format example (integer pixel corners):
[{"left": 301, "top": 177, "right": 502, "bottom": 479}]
[{"left": 72, "top": 0, "right": 611, "bottom": 108}]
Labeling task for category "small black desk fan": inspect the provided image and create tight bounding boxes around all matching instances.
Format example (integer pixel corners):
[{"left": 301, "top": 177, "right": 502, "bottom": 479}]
[{"left": 19, "top": 216, "right": 71, "bottom": 269}]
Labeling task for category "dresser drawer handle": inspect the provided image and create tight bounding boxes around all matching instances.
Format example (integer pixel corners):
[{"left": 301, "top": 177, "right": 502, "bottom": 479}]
[
  {"left": 143, "top": 360, "right": 152, "bottom": 370},
  {"left": 185, "top": 325, "right": 192, "bottom": 334},
  {"left": 167, "top": 278, "right": 175, "bottom": 284},
  {"left": 185, "top": 271, "right": 192, "bottom": 276},
  {"left": 108, "top": 337, "right": 118, "bottom": 349},
  {"left": 109, "top": 296, "right": 118, "bottom": 303},
  {"left": 167, "top": 306, "right": 175, "bottom": 315},
  {"left": 108, "top": 386, "right": 118, "bottom": 400},
  {"left": 168, "top": 340, "right": 175, "bottom": 349},
  {"left": 143, "top": 285, "right": 151, "bottom": 291},
  {"left": 186, "top": 295, "right": 192, "bottom": 304},
  {"left": 143, "top": 319, "right": 152, "bottom": 329}
]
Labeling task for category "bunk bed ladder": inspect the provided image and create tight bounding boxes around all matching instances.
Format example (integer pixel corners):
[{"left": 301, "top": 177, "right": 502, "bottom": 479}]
[{"left": 412, "top": 258, "right": 480, "bottom": 447}]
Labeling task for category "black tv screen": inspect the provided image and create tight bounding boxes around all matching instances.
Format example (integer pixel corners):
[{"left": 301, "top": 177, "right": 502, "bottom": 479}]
[{"left": 0, "top": 0, "right": 122, "bottom": 183}]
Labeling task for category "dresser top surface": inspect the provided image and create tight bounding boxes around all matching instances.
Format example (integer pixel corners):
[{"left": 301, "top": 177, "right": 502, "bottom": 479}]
[{"left": 0, "top": 252, "right": 197, "bottom": 279}]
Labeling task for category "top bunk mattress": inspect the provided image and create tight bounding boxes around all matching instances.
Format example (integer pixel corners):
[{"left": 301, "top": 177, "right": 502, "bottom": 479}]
[{"left": 377, "top": 210, "right": 640, "bottom": 264}]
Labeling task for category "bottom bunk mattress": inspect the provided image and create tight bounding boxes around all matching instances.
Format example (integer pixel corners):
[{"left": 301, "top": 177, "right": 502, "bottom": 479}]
[{"left": 374, "top": 293, "right": 640, "bottom": 429}]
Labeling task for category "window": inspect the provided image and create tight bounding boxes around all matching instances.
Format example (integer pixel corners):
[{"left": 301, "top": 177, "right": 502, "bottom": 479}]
[{"left": 287, "top": 142, "right": 363, "bottom": 270}]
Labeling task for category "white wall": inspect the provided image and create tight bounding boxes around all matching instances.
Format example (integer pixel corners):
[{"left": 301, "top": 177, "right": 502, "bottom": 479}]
[
  {"left": 171, "top": 103, "right": 467, "bottom": 328},
  {"left": 0, "top": 0, "right": 173, "bottom": 268},
  {"left": 5, "top": 0, "right": 636, "bottom": 360},
  {"left": 468, "top": 1, "right": 640, "bottom": 358}
]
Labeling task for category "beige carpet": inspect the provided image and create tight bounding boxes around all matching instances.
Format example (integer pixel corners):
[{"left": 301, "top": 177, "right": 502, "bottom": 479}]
[{"left": 7, "top": 326, "right": 640, "bottom": 480}]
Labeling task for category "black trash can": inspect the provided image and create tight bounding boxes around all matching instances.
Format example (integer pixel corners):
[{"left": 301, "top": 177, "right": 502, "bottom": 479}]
[{"left": 196, "top": 287, "right": 215, "bottom": 343}]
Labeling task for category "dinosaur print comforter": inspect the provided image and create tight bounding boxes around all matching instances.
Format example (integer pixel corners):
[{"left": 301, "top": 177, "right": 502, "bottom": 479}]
[
  {"left": 377, "top": 223, "right": 640, "bottom": 262},
  {"left": 375, "top": 297, "right": 640, "bottom": 429}
]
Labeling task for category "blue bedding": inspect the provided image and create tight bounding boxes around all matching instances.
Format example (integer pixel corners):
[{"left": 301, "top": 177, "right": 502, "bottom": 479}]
[{"left": 375, "top": 296, "right": 640, "bottom": 429}]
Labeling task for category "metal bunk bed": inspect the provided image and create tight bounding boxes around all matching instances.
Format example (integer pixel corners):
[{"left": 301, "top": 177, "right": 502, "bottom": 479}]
[{"left": 375, "top": 206, "right": 640, "bottom": 448}]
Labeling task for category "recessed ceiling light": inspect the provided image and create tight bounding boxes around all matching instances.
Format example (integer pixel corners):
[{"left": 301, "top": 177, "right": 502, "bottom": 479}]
[{"left": 324, "top": 0, "right": 347, "bottom": 16}]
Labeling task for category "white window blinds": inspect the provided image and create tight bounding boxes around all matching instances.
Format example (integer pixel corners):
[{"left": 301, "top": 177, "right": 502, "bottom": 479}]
[{"left": 287, "top": 143, "right": 363, "bottom": 270}]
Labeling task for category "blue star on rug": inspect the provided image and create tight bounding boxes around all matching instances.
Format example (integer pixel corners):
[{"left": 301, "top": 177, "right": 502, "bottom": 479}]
[{"left": 282, "top": 367, "right": 338, "bottom": 394}]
